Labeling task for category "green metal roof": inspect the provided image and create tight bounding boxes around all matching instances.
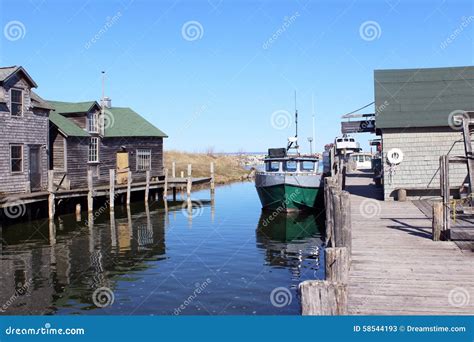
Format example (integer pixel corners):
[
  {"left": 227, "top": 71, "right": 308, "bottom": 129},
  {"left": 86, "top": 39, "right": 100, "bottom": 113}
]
[
  {"left": 375, "top": 66, "right": 474, "bottom": 129},
  {"left": 104, "top": 107, "right": 168, "bottom": 137},
  {"left": 47, "top": 100, "right": 167, "bottom": 138},
  {"left": 49, "top": 111, "right": 88, "bottom": 137},
  {"left": 48, "top": 100, "right": 99, "bottom": 114}
]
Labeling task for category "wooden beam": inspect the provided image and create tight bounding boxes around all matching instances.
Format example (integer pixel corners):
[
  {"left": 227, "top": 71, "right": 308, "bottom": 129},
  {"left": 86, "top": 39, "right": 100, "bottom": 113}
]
[
  {"left": 299, "top": 280, "right": 348, "bottom": 315},
  {"left": 163, "top": 168, "right": 168, "bottom": 200},
  {"left": 48, "top": 170, "right": 55, "bottom": 220},
  {"left": 325, "top": 247, "right": 349, "bottom": 283},
  {"left": 145, "top": 170, "right": 150, "bottom": 204},
  {"left": 432, "top": 201, "right": 443, "bottom": 241},
  {"left": 126, "top": 171, "right": 132, "bottom": 206},
  {"left": 109, "top": 169, "right": 115, "bottom": 211},
  {"left": 87, "top": 169, "right": 93, "bottom": 213},
  {"left": 210, "top": 162, "right": 215, "bottom": 193},
  {"left": 187, "top": 164, "right": 192, "bottom": 197}
]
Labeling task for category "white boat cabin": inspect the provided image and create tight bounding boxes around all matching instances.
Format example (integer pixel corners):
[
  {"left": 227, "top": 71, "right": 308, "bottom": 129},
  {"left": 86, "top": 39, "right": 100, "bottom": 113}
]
[
  {"left": 350, "top": 152, "right": 373, "bottom": 170},
  {"left": 264, "top": 158, "right": 319, "bottom": 173},
  {"left": 334, "top": 134, "right": 360, "bottom": 153}
]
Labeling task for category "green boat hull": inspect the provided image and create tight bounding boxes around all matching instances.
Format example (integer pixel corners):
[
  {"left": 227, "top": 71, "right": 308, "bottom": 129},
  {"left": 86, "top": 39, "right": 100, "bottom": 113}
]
[{"left": 256, "top": 184, "right": 323, "bottom": 212}]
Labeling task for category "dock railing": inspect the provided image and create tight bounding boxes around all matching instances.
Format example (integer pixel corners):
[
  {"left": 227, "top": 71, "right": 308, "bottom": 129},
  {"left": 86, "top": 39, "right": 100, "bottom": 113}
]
[{"left": 299, "top": 163, "right": 352, "bottom": 315}]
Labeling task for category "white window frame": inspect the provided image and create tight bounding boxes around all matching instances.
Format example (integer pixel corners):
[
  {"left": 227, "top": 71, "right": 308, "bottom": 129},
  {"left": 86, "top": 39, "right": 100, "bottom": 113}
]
[
  {"left": 88, "top": 137, "right": 99, "bottom": 163},
  {"left": 10, "top": 144, "right": 23, "bottom": 173},
  {"left": 136, "top": 149, "right": 152, "bottom": 171},
  {"left": 10, "top": 88, "right": 23, "bottom": 116},
  {"left": 88, "top": 112, "right": 99, "bottom": 133}
]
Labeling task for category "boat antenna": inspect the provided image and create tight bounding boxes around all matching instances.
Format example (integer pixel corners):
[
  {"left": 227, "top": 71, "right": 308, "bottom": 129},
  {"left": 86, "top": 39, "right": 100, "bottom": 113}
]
[
  {"left": 295, "top": 91, "right": 298, "bottom": 140},
  {"left": 311, "top": 93, "right": 316, "bottom": 153}
]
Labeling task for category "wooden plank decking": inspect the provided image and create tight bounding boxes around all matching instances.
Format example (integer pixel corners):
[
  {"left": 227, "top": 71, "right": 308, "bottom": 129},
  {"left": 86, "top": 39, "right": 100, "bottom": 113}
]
[{"left": 346, "top": 171, "right": 474, "bottom": 315}]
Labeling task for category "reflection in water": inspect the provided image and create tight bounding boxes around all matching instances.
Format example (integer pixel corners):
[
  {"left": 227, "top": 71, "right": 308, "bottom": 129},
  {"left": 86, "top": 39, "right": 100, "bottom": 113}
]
[
  {"left": 256, "top": 212, "right": 323, "bottom": 282},
  {"left": 0, "top": 203, "right": 167, "bottom": 315},
  {"left": 0, "top": 183, "right": 325, "bottom": 315}
]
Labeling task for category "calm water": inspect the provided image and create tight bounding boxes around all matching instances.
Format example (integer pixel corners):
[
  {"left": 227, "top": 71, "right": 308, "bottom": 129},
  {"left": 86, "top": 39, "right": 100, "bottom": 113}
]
[{"left": 0, "top": 182, "right": 324, "bottom": 315}]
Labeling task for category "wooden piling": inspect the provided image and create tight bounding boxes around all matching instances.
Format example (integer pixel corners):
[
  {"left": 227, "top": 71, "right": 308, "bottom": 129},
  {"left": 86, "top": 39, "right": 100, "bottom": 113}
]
[
  {"left": 210, "top": 162, "right": 215, "bottom": 193},
  {"left": 172, "top": 161, "right": 176, "bottom": 178},
  {"left": 187, "top": 164, "right": 192, "bottom": 198},
  {"left": 432, "top": 201, "right": 443, "bottom": 241},
  {"left": 126, "top": 171, "right": 132, "bottom": 206},
  {"left": 332, "top": 190, "right": 343, "bottom": 247},
  {"left": 299, "top": 280, "right": 348, "bottom": 315},
  {"left": 397, "top": 189, "right": 407, "bottom": 202},
  {"left": 48, "top": 170, "right": 55, "bottom": 220},
  {"left": 163, "top": 168, "right": 168, "bottom": 200},
  {"left": 87, "top": 170, "right": 93, "bottom": 213},
  {"left": 340, "top": 191, "right": 352, "bottom": 257},
  {"left": 75, "top": 203, "right": 81, "bottom": 221},
  {"left": 109, "top": 169, "right": 115, "bottom": 211},
  {"left": 325, "top": 247, "right": 349, "bottom": 283},
  {"left": 145, "top": 170, "right": 150, "bottom": 204}
]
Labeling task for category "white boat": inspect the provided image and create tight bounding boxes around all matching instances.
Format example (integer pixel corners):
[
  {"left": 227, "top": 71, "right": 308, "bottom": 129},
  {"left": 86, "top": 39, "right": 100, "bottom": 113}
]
[
  {"left": 350, "top": 152, "right": 373, "bottom": 170},
  {"left": 334, "top": 134, "right": 361, "bottom": 155}
]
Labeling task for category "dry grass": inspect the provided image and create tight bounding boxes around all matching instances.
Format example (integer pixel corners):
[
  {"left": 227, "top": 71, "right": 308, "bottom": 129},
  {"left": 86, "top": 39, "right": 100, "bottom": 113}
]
[{"left": 164, "top": 150, "right": 250, "bottom": 184}]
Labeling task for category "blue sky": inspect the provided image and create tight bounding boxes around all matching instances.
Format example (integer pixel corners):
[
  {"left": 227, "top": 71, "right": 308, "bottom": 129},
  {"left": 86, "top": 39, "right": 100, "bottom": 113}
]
[{"left": 1, "top": 0, "right": 473, "bottom": 153}]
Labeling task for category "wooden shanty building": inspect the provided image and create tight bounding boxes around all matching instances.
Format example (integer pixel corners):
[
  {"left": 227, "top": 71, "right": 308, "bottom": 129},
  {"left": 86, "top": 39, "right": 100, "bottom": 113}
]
[
  {"left": 48, "top": 99, "right": 168, "bottom": 190},
  {"left": 0, "top": 66, "right": 52, "bottom": 194},
  {"left": 374, "top": 66, "right": 474, "bottom": 200}
]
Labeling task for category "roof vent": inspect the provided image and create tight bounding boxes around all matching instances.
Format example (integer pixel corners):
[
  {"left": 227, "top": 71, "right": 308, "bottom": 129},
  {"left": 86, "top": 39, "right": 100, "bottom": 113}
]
[{"left": 101, "top": 96, "right": 112, "bottom": 109}]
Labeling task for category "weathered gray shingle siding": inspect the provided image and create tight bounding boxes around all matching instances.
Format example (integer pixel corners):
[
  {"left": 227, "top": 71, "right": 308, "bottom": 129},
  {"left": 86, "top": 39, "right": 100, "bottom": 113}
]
[
  {"left": 0, "top": 77, "right": 49, "bottom": 194},
  {"left": 382, "top": 127, "right": 468, "bottom": 200}
]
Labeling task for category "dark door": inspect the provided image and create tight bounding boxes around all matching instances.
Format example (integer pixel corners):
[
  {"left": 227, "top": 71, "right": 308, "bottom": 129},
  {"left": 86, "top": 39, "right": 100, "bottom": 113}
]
[{"left": 29, "top": 146, "right": 42, "bottom": 191}]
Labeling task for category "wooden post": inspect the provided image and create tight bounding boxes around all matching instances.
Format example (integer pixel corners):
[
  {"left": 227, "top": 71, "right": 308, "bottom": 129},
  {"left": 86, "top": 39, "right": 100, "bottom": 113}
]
[
  {"left": 163, "top": 168, "right": 168, "bottom": 200},
  {"left": 126, "top": 171, "right": 132, "bottom": 206},
  {"left": 145, "top": 170, "right": 150, "bottom": 204},
  {"left": 180, "top": 171, "right": 184, "bottom": 178},
  {"left": 299, "top": 280, "right": 348, "bottom": 315},
  {"left": 172, "top": 187, "right": 177, "bottom": 201},
  {"left": 109, "top": 169, "right": 115, "bottom": 211},
  {"left": 332, "top": 190, "right": 343, "bottom": 247},
  {"left": 440, "top": 155, "right": 451, "bottom": 237},
  {"left": 87, "top": 170, "right": 93, "bottom": 213},
  {"left": 187, "top": 164, "right": 192, "bottom": 198},
  {"left": 432, "top": 201, "right": 443, "bottom": 241},
  {"left": 325, "top": 247, "right": 349, "bottom": 283},
  {"left": 340, "top": 191, "right": 352, "bottom": 257},
  {"left": 172, "top": 161, "right": 176, "bottom": 178},
  {"left": 75, "top": 203, "right": 81, "bottom": 222},
  {"left": 397, "top": 189, "right": 407, "bottom": 202},
  {"left": 210, "top": 162, "right": 215, "bottom": 193},
  {"left": 324, "top": 177, "right": 335, "bottom": 247},
  {"left": 48, "top": 170, "right": 55, "bottom": 220}
]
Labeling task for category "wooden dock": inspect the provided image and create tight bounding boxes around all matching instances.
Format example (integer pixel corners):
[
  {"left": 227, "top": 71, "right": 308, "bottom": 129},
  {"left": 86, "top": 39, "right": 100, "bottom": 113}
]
[{"left": 346, "top": 171, "right": 474, "bottom": 315}]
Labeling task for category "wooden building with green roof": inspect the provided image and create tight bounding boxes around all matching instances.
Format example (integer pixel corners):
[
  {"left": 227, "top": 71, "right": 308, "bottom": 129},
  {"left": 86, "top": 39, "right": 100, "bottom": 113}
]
[
  {"left": 48, "top": 98, "right": 167, "bottom": 189},
  {"left": 374, "top": 65, "right": 474, "bottom": 200}
]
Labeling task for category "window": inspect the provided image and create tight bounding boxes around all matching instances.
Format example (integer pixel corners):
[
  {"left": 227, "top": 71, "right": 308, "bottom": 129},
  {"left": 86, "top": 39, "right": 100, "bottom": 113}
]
[
  {"left": 88, "top": 112, "right": 99, "bottom": 133},
  {"left": 265, "top": 161, "right": 280, "bottom": 172},
  {"left": 136, "top": 149, "right": 151, "bottom": 171},
  {"left": 10, "top": 89, "right": 23, "bottom": 116},
  {"left": 283, "top": 161, "right": 297, "bottom": 172},
  {"left": 88, "top": 137, "right": 99, "bottom": 162},
  {"left": 300, "top": 161, "right": 315, "bottom": 172},
  {"left": 10, "top": 145, "right": 23, "bottom": 172}
]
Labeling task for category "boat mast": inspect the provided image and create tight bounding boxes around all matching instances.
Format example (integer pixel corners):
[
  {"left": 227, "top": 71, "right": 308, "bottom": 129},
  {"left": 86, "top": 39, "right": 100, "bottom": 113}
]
[{"left": 312, "top": 93, "right": 316, "bottom": 154}]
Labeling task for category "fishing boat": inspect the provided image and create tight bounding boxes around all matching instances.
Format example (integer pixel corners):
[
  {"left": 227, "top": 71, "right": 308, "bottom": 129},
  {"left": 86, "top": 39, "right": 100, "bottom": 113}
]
[{"left": 255, "top": 103, "right": 323, "bottom": 212}]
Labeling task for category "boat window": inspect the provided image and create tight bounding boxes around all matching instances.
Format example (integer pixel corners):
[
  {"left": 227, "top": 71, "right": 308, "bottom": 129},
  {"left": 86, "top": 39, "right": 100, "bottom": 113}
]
[
  {"left": 265, "top": 161, "right": 280, "bottom": 172},
  {"left": 284, "top": 161, "right": 297, "bottom": 172},
  {"left": 351, "top": 155, "right": 357, "bottom": 161},
  {"left": 365, "top": 155, "right": 371, "bottom": 162},
  {"left": 337, "top": 139, "right": 342, "bottom": 142},
  {"left": 349, "top": 138, "right": 354, "bottom": 142},
  {"left": 358, "top": 155, "right": 363, "bottom": 162},
  {"left": 300, "top": 161, "right": 315, "bottom": 171}
]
